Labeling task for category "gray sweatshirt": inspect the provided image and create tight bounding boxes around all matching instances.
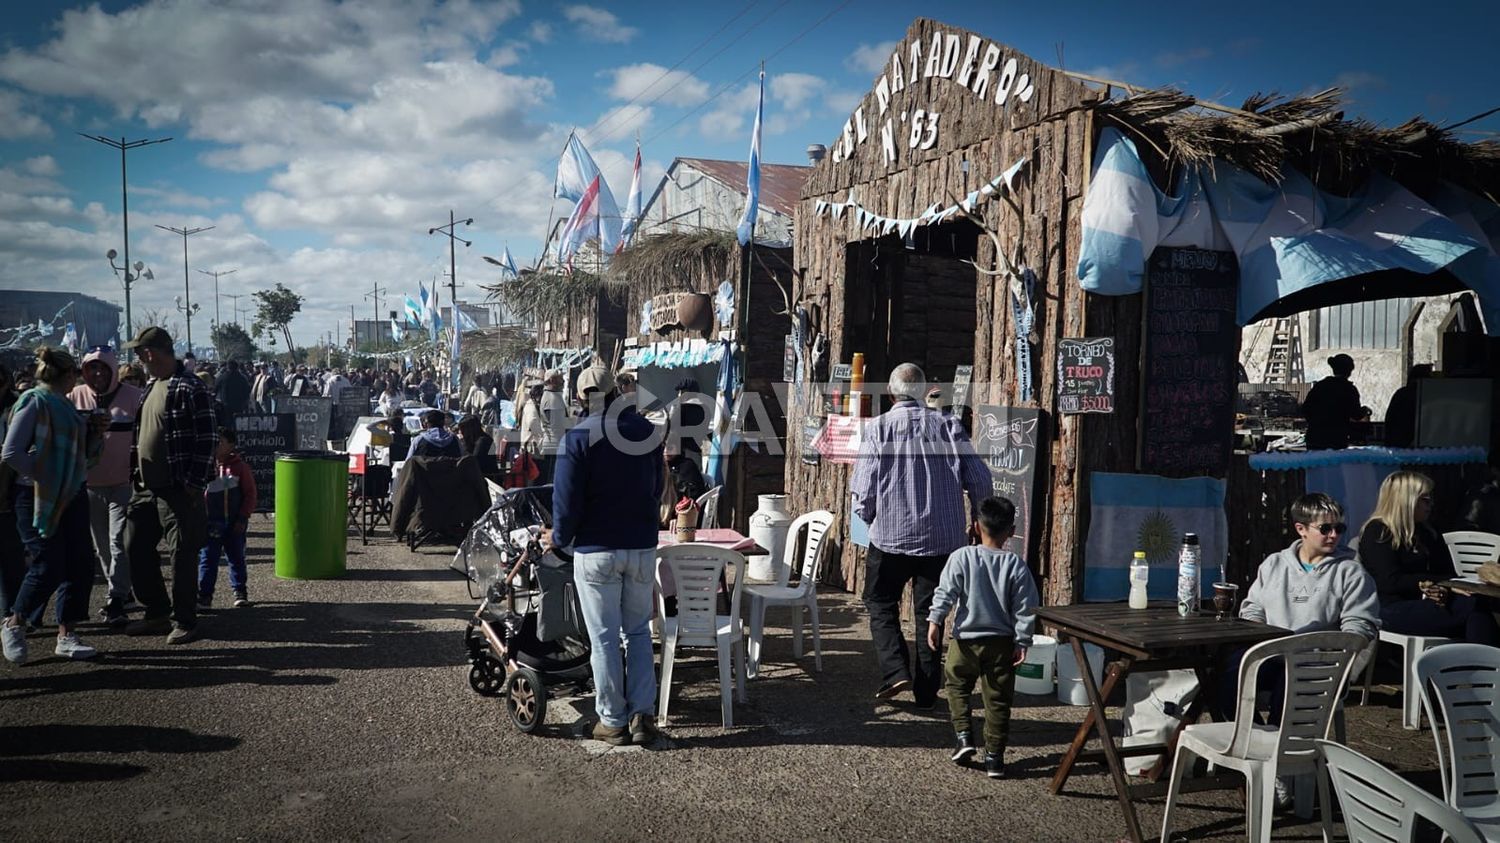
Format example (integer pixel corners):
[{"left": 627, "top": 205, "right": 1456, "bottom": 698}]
[
  {"left": 927, "top": 545, "right": 1040, "bottom": 647},
  {"left": 1239, "top": 541, "right": 1380, "bottom": 641}
]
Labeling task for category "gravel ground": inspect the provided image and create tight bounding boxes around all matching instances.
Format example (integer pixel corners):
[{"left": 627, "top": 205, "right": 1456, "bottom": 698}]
[{"left": 0, "top": 519, "right": 1445, "bottom": 842}]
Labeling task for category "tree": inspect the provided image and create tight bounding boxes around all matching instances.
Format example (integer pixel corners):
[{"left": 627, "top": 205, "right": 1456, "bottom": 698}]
[
  {"left": 129, "top": 308, "right": 182, "bottom": 343},
  {"left": 211, "top": 322, "right": 258, "bottom": 363},
  {"left": 251, "top": 284, "right": 304, "bottom": 354}
]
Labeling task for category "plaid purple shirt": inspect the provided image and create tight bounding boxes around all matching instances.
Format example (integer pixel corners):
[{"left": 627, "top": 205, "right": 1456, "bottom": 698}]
[
  {"left": 131, "top": 362, "right": 218, "bottom": 492},
  {"left": 850, "top": 398, "right": 993, "bottom": 557}
]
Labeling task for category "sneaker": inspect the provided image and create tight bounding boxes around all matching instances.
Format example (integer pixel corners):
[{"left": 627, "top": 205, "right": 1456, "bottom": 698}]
[
  {"left": 100, "top": 600, "right": 129, "bottom": 628},
  {"left": 166, "top": 626, "right": 199, "bottom": 645},
  {"left": 591, "top": 721, "right": 630, "bottom": 746},
  {"left": 628, "top": 714, "right": 660, "bottom": 746},
  {"left": 874, "top": 678, "right": 911, "bottom": 700},
  {"left": 54, "top": 633, "right": 98, "bottom": 660},
  {"left": 125, "top": 616, "right": 172, "bottom": 636},
  {"left": 1273, "top": 775, "right": 1294, "bottom": 812},
  {"left": 121, "top": 596, "right": 143, "bottom": 613},
  {"left": 196, "top": 598, "right": 213, "bottom": 611},
  {"left": 1, "top": 622, "right": 28, "bottom": 664},
  {"left": 984, "top": 752, "right": 1007, "bottom": 779},
  {"left": 951, "top": 731, "right": 977, "bottom": 764},
  {"left": 232, "top": 592, "right": 250, "bottom": 608}
]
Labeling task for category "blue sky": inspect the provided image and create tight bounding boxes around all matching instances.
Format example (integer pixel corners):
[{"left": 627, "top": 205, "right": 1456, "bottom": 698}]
[{"left": 0, "top": 0, "right": 1495, "bottom": 348}]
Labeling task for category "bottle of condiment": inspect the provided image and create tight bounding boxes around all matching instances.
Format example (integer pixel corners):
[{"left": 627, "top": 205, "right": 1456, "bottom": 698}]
[
  {"left": 1129, "top": 552, "right": 1149, "bottom": 609},
  {"left": 1177, "top": 533, "right": 1201, "bottom": 617},
  {"left": 849, "top": 352, "right": 865, "bottom": 417}
]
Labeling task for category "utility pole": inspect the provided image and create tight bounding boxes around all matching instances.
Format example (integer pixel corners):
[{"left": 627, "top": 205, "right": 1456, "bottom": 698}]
[
  {"left": 225, "top": 293, "right": 245, "bottom": 328},
  {"left": 349, "top": 305, "right": 357, "bottom": 349},
  {"left": 80, "top": 133, "right": 172, "bottom": 355},
  {"left": 197, "top": 267, "right": 237, "bottom": 328},
  {"left": 427, "top": 210, "right": 473, "bottom": 329},
  {"left": 364, "top": 282, "right": 386, "bottom": 347},
  {"left": 155, "top": 223, "right": 213, "bottom": 351}
]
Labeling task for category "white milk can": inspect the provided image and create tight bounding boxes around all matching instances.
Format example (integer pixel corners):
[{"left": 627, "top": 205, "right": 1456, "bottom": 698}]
[{"left": 747, "top": 494, "right": 794, "bottom": 582}]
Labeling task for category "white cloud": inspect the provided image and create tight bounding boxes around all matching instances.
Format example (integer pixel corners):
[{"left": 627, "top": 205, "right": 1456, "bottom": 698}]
[
  {"left": 129, "top": 183, "right": 226, "bottom": 211},
  {"left": 23, "top": 156, "right": 59, "bottom": 177},
  {"left": 823, "top": 88, "right": 863, "bottom": 115},
  {"left": 844, "top": 41, "right": 898, "bottom": 77},
  {"left": 771, "top": 73, "right": 825, "bottom": 111},
  {"left": 527, "top": 20, "right": 552, "bottom": 43},
  {"left": 699, "top": 82, "right": 759, "bottom": 141},
  {"left": 563, "top": 5, "right": 637, "bottom": 43},
  {"left": 0, "top": 87, "right": 51, "bottom": 139},
  {"left": 585, "top": 104, "right": 654, "bottom": 143},
  {"left": 606, "top": 63, "right": 709, "bottom": 107}
]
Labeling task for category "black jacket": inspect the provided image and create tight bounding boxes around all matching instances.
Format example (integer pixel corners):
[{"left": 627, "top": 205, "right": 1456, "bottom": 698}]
[
  {"left": 1302, "top": 376, "right": 1361, "bottom": 450},
  {"left": 1357, "top": 521, "right": 1455, "bottom": 604}
]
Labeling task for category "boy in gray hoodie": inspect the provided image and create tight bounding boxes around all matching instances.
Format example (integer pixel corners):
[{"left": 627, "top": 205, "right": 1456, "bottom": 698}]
[{"left": 927, "top": 496, "right": 1040, "bottom": 780}]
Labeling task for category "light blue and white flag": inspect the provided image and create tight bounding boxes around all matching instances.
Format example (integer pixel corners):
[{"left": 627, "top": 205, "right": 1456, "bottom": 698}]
[
  {"left": 450, "top": 321, "right": 462, "bottom": 392},
  {"left": 418, "top": 283, "right": 433, "bottom": 326},
  {"left": 1083, "top": 472, "right": 1227, "bottom": 602},
  {"left": 735, "top": 68, "right": 764, "bottom": 247},
  {"left": 619, "top": 139, "right": 643, "bottom": 250},
  {"left": 390, "top": 317, "right": 404, "bottom": 343},
  {"left": 455, "top": 306, "right": 479, "bottom": 332},
  {"left": 403, "top": 294, "right": 422, "bottom": 326},
  {"left": 556, "top": 132, "right": 622, "bottom": 255},
  {"left": 499, "top": 246, "right": 519, "bottom": 277},
  {"left": 62, "top": 321, "right": 77, "bottom": 352}
]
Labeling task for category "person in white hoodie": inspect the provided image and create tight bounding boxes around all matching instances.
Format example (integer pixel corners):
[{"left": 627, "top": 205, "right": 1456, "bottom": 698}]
[{"left": 69, "top": 346, "right": 144, "bottom": 626}]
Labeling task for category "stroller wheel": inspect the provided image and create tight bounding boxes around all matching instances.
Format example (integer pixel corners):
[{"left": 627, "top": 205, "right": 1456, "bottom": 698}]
[
  {"left": 468, "top": 656, "right": 505, "bottom": 697},
  {"left": 504, "top": 667, "right": 546, "bottom": 733}
]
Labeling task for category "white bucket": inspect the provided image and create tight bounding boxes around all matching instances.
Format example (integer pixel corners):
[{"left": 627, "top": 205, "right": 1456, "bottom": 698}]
[
  {"left": 1015, "top": 634, "right": 1056, "bottom": 695},
  {"left": 1056, "top": 642, "right": 1106, "bottom": 706}
]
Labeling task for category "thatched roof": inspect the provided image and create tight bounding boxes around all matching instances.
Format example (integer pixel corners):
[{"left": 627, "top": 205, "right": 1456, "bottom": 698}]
[
  {"left": 1092, "top": 83, "right": 1500, "bottom": 199},
  {"left": 460, "top": 325, "right": 535, "bottom": 370},
  {"left": 608, "top": 230, "right": 736, "bottom": 293},
  {"left": 480, "top": 268, "right": 625, "bottom": 324}
]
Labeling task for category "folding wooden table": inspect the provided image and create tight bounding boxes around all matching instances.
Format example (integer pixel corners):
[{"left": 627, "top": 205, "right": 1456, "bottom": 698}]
[{"left": 1036, "top": 603, "right": 1288, "bottom": 843}]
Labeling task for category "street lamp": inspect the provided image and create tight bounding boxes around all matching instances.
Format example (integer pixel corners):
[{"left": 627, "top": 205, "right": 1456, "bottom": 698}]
[
  {"left": 174, "top": 295, "right": 201, "bottom": 354},
  {"left": 106, "top": 250, "right": 154, "bottom": 339},
  {"left": 81, "top": 133, "right": 172, "bottom": 357},
  {"left": 196, "top": 267, "right": 237, "bottom": 328},
  {"left": 155, "top": 223, "right": 214, "bottom": 352}
]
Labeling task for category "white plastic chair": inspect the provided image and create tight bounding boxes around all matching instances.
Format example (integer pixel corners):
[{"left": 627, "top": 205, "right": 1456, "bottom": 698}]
[
  {"left": 696, "top": 485, "right": 722, "bottom": 530},
  {"left": 1161, "top": 630, "right": 1367, "bottom": 843},
  {"left": 1444, "top": 531, "right": 1500, "bottom": 579},
  {"left": 1359, "top": 628, "right": 1450, "bottom": 730},
  {"left": 656, "top": 544, "right": 747, "bottom": 728},
  {"left": 1415, "top": 643, "right": 1500, "bottom": 840},
  {"left": 1314, "top": 739, "right": 1484, "bottom": 843},
  {"left": 746, "top": 510, "right": 835, "bottom": 679}
]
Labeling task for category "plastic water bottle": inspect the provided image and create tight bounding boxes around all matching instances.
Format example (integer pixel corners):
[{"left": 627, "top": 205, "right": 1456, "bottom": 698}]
[
  {"left": 1128, "top": 552, "right": 1149, "bottom": 609},
  {"left": 1177, "top": 533, "right": 1201, "bottom": 617}
]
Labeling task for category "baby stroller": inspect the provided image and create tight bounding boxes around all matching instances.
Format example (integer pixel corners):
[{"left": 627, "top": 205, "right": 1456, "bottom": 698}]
[{"left": 459, "top": 486, "right": 593, "bottom": 733}]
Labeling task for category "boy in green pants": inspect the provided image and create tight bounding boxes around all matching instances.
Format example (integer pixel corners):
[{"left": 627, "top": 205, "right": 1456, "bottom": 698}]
[{"left": 927, "top": 496, "right": 1040, "bottom": 779}]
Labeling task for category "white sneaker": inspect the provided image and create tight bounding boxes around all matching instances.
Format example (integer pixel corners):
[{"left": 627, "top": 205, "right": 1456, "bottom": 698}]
[
  {"left": 2, "top": 622, "right": 28, "bottom": 664},
  {"left": 54, "top": 633, "right": 98, "bottom": 660}
]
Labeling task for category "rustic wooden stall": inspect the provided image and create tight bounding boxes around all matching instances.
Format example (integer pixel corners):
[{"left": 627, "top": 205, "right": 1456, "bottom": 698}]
[{"left": 787, "top": 18, "right": 1105, "bottom": 605}]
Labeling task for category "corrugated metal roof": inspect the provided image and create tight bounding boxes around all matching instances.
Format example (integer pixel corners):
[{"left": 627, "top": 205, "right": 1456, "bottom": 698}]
[{"left": 676, "top": 157, "right": 809, "bottom": 218}]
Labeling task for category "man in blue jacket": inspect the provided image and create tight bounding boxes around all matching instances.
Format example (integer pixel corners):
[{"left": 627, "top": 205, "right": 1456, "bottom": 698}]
[{"left": 547, "top": 365, "right": 664, "bottom": 747}]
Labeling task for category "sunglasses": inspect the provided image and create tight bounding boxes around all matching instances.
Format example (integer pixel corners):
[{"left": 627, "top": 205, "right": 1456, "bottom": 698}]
[
  {"left": 87, "top": 345, "right": 113, "bottom": 353},
  {"left": 1301, "top": 522, "right": 1347, "bottom": 536}
]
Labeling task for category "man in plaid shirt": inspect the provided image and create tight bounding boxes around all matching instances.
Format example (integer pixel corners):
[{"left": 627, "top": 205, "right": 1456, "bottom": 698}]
[
  {"left": 852, "top": 362, "right": 993, "bottom": 707},
  {"left": 121, "top": 328, "right": 218, "bottom": 644}
]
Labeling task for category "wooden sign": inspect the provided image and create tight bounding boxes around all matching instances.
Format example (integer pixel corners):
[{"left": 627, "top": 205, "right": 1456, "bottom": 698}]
[
  {"left": 1140, "top": 247, "right": 1238, "bottom": 477},
  {"left": 783, "top": 334, "right": 796, "bottom": 383},
  {"left": 274, "top": 395, "right": 333, "bottom": 451},
  {"left": 974, "top": 405, "right": 1044, "bottom": 557},
  {"left": 952, "top": 364, "right": 974, "bottom": 410},
  {"left": 1057, "top": 338, "right": 1115, "bottom": 414},
  {"left": 333, "top": 386, "right": 372, "bottom": 440},
  {"left": 231, "top": 413, "right": 294, "bottom": 512}
]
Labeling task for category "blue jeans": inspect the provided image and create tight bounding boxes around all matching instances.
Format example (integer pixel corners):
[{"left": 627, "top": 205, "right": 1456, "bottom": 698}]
[
  {"left": 574, "top": 548, "right": 657, "bottom": 728},
  {"left": 198, "top": 522, "right": 248, "bottom": 600},
  {"left": 10, "top": 485, "right": 93, "bottom": 627}
]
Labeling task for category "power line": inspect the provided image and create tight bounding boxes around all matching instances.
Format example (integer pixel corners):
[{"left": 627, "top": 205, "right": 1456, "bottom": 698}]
[
  {"left": 586, "top": 0, "right": 761, "bottom": 141},
  {"left": 647, "top": 0, "right": 854, "bottom": 146}
]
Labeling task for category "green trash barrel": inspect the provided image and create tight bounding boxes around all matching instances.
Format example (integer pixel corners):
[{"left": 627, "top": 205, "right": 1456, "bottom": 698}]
[{"left": 274, "top": 450, "right": 350, "bottom": 579}]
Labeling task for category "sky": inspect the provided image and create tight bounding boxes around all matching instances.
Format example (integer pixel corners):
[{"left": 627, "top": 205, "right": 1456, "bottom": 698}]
[{"left": 0, "top": 0, "right": 1496, "bottom": 350}]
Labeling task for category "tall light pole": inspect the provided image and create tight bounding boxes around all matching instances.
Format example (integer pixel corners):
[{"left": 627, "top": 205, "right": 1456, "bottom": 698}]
[
  {"left": 80, "top": 133, "right": 172, "bottom": 355},
  {"left": 155, "top": 223, "right": 214, "bottom": 352},
  {"left": 197, "top": 267, "right": 237, "bottom": 328},
  {"left": 225, "top": 293, "right": 246, "bottom": 328}
]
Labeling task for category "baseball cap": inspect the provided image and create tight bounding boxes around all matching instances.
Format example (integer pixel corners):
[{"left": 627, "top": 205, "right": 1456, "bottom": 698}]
[
  {"left": 121, "top": 326, "right": 174, "bottom": 352},
  {"left": 576, "top": 365, "right": 614, "bottom": 398}
]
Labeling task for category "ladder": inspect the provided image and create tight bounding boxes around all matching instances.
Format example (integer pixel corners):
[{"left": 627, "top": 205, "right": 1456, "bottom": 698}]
[{"left": 1262, "top": 316, "right": 1304, "bottom": 385}]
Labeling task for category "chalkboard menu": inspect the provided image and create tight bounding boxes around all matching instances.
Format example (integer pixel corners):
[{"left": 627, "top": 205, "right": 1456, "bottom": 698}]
[
  {"left": 974, "top": 405, "right": 1044, "bottom": 556},
  {"left": 274, "top": 396, "right": 333, "bottom": 451},
  {"left": 232, "top": 413, "right": 294, "bottom": 512},
  {"left": 1057, "top": 338, "right": 1116, "bottom": 414},
  {"left": 1140, "top": 247, "right": 1238, "bottom": 477},
  {"left": 333, "top": 386, "right": 372, "bottom": 440}
]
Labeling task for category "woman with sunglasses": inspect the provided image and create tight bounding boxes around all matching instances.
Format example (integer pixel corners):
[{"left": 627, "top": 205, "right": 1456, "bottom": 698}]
[{"left": 1358, "top": 470, "right": 1497, "bottom": 644}]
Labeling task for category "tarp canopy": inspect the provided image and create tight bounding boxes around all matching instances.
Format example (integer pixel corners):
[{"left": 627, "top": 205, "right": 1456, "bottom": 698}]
[{"left": 1078, "top": 127, "right": 1500, "bottom": 333}]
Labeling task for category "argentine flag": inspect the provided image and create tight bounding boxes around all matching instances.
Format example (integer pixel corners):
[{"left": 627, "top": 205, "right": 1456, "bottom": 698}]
[
  {"left": 735, "top": 68, "right": 764, "bottom": 247},
  {"left": 1083, "top": 472, "right": 1227, "bottom": 602},
  {"left": 403, "top": 295, "right": 422, "bottom": 326}
]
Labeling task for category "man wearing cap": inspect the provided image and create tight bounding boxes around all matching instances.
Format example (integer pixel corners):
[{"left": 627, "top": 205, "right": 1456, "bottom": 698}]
[
  {"left": 1301, "top": 354, "right": 1363, "bottom": 450},
  {"left": 120, "top": 327, "right": 218, "bottom": 644},
  {"left": 69, "top": 345, "right": 144, "bottom": 626},
  {"left": 547, "top": 366, "right": 664, "bottom": 747}
]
